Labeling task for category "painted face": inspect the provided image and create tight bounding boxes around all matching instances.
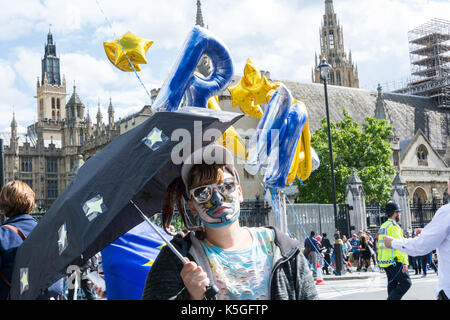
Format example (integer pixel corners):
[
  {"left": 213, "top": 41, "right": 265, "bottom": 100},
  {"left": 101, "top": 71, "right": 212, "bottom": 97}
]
[{"left": 190, "top": 171, "right": 241, "bottom": 228}]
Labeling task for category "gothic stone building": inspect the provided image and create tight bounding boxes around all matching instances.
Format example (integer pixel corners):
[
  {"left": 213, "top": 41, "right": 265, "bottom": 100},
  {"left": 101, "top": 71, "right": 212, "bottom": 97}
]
[
  {"left": 3, "top": 0, "right": 449, "bottom": 209},
  {"left": 2, "top": 31, "right": 152, "bottom": 209}
]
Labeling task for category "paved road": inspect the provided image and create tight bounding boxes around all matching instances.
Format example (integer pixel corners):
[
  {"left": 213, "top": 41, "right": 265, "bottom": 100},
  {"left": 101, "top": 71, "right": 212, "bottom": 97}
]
[{"left": 316, "top": 270, "right": 439, "bottom": 300}]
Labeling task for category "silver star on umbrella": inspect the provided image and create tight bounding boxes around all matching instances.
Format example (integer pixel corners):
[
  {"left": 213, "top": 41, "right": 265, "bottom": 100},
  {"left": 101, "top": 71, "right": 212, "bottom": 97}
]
[
  {"left": 143, "top": 127, "right": 168, "bottom": 151},
  {"left": 57, "top": 223, "right": 68, "bottom": 255},
  {"left": 20, "top": 268, "right": 29, "bottom": 294},
  {"left": 82, "top": 195, "right": 107, "bottom": 221}
]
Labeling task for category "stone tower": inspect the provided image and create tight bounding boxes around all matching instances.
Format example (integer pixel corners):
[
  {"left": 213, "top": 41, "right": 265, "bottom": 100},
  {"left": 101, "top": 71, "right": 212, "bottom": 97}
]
[
  {"left": 36, "top": 29, "right": 67, "bottom": 122},
  {"left": 9, "top": 113, "right": 19, "bottom": 179},
  {"left": 345, "top": 170, "right": 367, "bottom": 232},
  {"left": 391, "top": 173, "right": 412, "bottom": 231},
  {"left": 63, "top": 85, "right": 86, "bottom": 147},
  {"left": 313, "top": 0, "right": 359, "bottom": 88},
  {"left": 374, "top": 84, "right": 401, "bottom": 170},
  {"left": 108, "top": 97, "right": 115, "bottom": 128}
]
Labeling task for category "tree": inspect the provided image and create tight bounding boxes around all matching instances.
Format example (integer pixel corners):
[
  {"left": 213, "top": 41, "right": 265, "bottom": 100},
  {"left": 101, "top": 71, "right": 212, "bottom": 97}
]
[{"left": 296, "top": 109, "right": 395, "bottom": 206}]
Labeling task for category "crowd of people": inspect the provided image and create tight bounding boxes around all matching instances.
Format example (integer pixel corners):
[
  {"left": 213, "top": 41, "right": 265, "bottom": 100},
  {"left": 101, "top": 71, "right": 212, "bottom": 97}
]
[
  {"left": 303, "top": 229, "right": 378, "bottom": 276},
  {"left": 0, "top": 147, "right": 448, "bottom": 300},
  {"left": 303, "top": 229, "right": 440, "bottom": 278}
]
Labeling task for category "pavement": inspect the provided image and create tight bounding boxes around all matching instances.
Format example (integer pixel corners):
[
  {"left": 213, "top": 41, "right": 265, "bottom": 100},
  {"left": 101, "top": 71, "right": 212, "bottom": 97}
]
[{"left": 317, "top": 265, "right": 383, "bottom": 281}]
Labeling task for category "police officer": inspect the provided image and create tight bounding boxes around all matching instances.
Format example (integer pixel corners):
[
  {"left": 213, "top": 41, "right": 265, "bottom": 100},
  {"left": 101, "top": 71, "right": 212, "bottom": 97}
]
[{"left": 377, "top": 201, "right": 411, "bottom": 300}]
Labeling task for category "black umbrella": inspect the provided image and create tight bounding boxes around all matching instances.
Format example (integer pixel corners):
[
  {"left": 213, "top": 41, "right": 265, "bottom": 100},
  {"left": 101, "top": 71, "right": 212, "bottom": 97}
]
[{"left": 10, "top": 107, "right": 243, "bottom": 300}]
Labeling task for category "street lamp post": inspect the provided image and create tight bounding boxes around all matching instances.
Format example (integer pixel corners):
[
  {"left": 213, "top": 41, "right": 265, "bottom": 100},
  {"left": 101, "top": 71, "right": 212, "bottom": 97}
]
[{"left": 317, "top": 57, "right": 338, "bottom": 219}]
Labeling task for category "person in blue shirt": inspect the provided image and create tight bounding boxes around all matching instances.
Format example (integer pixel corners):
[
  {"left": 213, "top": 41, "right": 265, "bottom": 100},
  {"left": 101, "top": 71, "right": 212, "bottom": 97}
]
[
  {"left": 0, "top": 180, "right": 63, "bottom": 300},
  {"left": 349, "top": 233, "right": 361, "bottom": 271}
]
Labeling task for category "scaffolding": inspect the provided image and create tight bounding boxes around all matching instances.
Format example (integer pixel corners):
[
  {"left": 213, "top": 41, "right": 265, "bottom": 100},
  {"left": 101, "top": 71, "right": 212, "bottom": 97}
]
[{"left": 395, "top": 18, "right": 450, "bottom": 108}]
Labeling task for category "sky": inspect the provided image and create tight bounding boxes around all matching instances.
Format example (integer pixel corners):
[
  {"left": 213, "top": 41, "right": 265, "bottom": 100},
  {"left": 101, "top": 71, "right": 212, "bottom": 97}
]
[{"left": 0, "top": 0, "right": 449, "bottom": 134}]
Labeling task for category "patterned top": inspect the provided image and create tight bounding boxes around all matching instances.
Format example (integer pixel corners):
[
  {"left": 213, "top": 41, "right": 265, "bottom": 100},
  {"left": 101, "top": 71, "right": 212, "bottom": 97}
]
[{"left": 200, "top": 227, "right": 275, "bottom": 300}]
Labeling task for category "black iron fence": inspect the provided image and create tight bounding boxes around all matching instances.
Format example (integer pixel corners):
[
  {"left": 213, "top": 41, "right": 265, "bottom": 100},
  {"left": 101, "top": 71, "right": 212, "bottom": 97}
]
[
  {"left": 365, "top": 201, "right": 443, "bottom": 233},
  {"left": 335, "top": 204, "right": 351, "bottom": 238},
  {"left": 239, "top": 200, "right": 271, "bottom": 227},
  {"left": 366, "top": 203, "right": 386, "bottom": 234},
  {"left": 410, "top": 201, "right": 442, "bottom": 228}
]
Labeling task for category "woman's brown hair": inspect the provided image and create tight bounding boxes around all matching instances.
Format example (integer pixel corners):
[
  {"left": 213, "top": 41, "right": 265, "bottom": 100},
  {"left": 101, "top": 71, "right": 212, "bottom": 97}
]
[
  {"left": 0, "top": 180, "right": 36, "bottom": 218},
  {"left": 187, "top": 163, "right": 226, "bottom": 191}
]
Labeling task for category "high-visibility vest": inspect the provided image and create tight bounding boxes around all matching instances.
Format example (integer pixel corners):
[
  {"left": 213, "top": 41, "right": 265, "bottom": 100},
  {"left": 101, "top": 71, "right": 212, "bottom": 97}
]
[{"left": 377, "top": 219, "right": 409, "bottom": 268}]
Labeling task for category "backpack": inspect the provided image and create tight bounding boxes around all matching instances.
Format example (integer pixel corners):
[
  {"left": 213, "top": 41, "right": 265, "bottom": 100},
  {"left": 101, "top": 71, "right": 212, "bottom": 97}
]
[{"left": 0, "top": 224, "right": 27, "bottom": 299}]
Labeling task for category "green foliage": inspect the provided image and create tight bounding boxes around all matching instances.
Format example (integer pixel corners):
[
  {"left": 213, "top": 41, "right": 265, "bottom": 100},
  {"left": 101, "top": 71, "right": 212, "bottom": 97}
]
[
  {"left": 296, "top": 109, "right": 395, "bottom": 206},
  {"left": 152, "top": 213, "right": 185, "bottom": 232}
]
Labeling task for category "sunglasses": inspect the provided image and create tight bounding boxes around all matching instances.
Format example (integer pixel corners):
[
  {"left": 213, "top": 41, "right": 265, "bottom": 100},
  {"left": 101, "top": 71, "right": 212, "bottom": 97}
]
[{"left": 189, "top": 178, "right": 237, "bottom": 203}]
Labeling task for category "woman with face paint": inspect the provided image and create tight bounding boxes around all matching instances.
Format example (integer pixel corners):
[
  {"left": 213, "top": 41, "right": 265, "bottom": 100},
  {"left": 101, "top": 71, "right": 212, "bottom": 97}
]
[{"left": 142, "top": 144, "right": 318, "bottom": 300}]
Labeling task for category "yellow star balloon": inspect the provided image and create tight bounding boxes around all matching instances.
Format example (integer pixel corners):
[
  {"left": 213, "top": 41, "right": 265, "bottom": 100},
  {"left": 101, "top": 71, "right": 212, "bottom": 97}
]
[
  {"left": 227, "top": 59, "right": 279, "bottom": 118},
  {"left": 104, "top": 32, "right": 154, "bottom": 72},
  {"left": 247, "top": 75, "right": 279, "bottom": 106},
  {"left": 243, "top": 58, "right": 261, "bottom": 85},
  {"left": 228, "top": 78, "right": 263, "bottom": 119}
]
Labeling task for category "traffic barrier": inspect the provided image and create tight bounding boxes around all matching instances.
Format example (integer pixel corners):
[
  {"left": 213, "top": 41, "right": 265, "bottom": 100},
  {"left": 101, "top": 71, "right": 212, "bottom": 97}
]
[{"left": 316, "top": 261, "right": 324, "bottom": 285}]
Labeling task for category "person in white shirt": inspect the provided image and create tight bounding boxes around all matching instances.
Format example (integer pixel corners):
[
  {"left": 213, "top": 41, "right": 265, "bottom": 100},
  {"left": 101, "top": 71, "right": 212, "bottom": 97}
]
[{"left": 383, "top": 179, "right": 450, "bottom": 300}]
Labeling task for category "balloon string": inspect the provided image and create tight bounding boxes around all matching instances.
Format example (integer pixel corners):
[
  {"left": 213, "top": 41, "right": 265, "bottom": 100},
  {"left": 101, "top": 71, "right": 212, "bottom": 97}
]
[{"left": 95, "top": 0, "right": 154, "bottom": 104}]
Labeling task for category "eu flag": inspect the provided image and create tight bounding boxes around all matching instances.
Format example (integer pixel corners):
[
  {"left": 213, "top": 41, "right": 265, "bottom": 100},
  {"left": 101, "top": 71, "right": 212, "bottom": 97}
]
[{"left": 101, "top": 221, "right": 172, "bottom": 300}]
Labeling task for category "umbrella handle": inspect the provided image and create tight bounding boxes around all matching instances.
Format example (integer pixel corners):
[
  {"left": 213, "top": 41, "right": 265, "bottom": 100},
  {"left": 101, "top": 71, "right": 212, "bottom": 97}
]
[
  {"left": 130, "top": 200, "right": 219, "bottom": 299},
  {"left": 205, "top": 285, "right": 219, "bottom": 299}
]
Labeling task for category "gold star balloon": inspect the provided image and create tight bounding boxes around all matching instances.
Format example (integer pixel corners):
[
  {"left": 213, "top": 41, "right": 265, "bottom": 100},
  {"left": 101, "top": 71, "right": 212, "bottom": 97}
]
[
  {"left": 104, "top": 32, "right": 154, "bottom": 72},
  {"left": 243, "top": 59, "right": 261, "bottom": 85},
  {"left": 227, "top": 59, "right": 278, "bottom": 118}
]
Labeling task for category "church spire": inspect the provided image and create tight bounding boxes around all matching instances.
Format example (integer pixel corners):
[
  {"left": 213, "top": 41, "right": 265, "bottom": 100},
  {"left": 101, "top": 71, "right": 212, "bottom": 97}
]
[
  {"left": 42, "top": 28, "right": 61, "bottom": 86},
  {"left": 313, "top": 0, "right": 359, "bottom": 88},
  {"left": 11, "top": 111, "right": 17, "bottom": 138},
  {"left": 375, "top": 84, "right": 387, "bottom": 120},
  {"left": 108, "top": 97, "right": 115, "bottom": 127},
  {"left": 325, "top": 0, "right": 335, "bottom": 16},
  {"left": 196, "top": 0, "right": 205, "bottom": 27},
  {"left": 96, "top": 101, "right": 103, "bottom": 128}
]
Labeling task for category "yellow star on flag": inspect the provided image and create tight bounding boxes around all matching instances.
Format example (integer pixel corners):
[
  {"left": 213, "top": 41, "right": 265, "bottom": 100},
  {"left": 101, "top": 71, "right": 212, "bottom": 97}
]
[
  {"left": 142, "top": 259, "right": 154, "bottom": 267},
  {"left": 104, "top": 32, "right": 154, "bottom": 72}
]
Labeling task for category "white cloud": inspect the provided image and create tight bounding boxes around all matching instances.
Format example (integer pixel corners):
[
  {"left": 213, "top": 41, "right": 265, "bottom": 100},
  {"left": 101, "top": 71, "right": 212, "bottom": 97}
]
[
  {"left": 0, "top": 60, "right": 35, "bottom": 131},
  {"left": 1, "top": 0, "right": 449, "bottom": 127}
]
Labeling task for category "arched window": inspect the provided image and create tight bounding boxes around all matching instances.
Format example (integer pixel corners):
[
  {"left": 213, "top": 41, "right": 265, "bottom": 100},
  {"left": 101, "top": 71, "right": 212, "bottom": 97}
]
[
  {"left": 413, "top": 187, "right": 427, "bottom": 204},
  {"left": 57, "top": 98, "right": 60, "bottom": 109},
  {"left": 39, "top": 99, "right": 44, "bottom": 118},
  {"left": 417, "top": 145, "right": 428, "bottom": 166},
  {"left": 330, "top": 71, "right": 335, "bottom": 85},
  {"left": 329, "top": 31, "right": 334, "bottom": 49},
  {"left": 52, "top": 110, "right": 55, "bottom": 120},
  {"left": 52, "top": 97, "right": 55, "bottom": 109}
]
